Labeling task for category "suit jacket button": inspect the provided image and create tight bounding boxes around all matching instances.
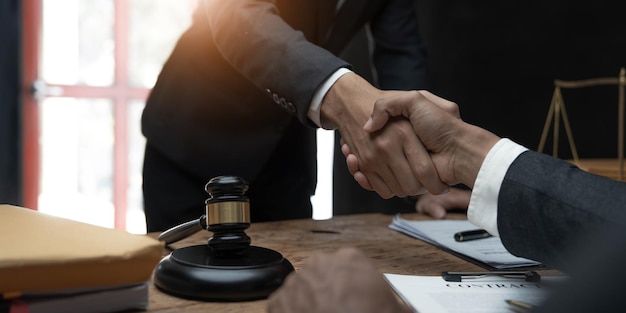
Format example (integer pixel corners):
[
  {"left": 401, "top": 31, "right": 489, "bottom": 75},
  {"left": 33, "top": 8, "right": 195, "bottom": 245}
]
[
  {"left": 272, "top": 93, "right": 280, "bottom": 104},
  {"left": 280, "top": 98, "right": 296, "bottom": 113}
]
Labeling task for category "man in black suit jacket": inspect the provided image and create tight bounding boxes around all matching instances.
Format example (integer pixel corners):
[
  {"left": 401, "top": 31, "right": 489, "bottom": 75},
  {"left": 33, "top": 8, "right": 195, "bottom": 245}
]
[
  {"left": 141, "top": 0, "right": 439, "bottom": 232},
  {"left": 267, "top": 90, "right": 626, "bottom": 312}
]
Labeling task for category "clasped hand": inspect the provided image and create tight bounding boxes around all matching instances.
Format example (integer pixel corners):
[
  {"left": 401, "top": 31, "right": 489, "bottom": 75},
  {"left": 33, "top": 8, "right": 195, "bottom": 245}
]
[
  {"left": 322, "top": 74, "right": 453, "bottom": 199},
  {"left": 338, "top": 89, "right": 464, "bottom": 198}
]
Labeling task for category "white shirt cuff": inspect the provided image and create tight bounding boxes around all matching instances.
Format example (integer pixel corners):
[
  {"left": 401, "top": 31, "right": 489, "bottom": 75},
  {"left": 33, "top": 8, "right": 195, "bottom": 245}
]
[
  {"left": 467, "top": 138, "right": 528, "bottom": 237},
  {"left": 308, "top": 67, "right": 353, "bottom": 129}
]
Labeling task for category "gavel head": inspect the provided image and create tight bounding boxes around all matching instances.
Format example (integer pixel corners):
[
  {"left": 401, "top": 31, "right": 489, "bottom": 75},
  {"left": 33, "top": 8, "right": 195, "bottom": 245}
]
[{"left": 204, "top": 176, "right": 251, "bottom": 254}]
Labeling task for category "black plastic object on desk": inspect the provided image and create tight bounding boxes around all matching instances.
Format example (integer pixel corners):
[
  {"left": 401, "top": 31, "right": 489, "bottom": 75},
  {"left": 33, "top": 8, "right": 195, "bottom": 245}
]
[{"left": 154, "top": 176, "right": 294, "bottom": 301}]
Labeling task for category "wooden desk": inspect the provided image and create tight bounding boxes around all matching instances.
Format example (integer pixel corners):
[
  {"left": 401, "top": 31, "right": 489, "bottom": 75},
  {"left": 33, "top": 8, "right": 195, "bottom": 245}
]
[{"left": 146, "top": 213, "right": 502, "bottom": 312}]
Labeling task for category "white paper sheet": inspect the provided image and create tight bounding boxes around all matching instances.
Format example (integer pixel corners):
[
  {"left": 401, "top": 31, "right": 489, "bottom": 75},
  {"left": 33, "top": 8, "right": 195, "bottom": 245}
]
[
  {"left": 389, "top": 215, "right": 541, "bottom": 269},
  {"left": 384, "top": 274, "right": 555, "bottom": 313}
]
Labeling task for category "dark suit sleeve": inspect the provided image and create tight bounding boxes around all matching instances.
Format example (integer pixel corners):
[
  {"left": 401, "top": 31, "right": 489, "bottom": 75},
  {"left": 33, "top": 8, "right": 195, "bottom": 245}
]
[
  {"left": 203, "top": 0, "right": 350, "bottom": 126},
  {"left": 369, "top": 0, "right": 429, "bottom": 90},
  {"left": 532, "top": 223, "right": 626, "bottom": 312},
  {"left": 496, "top": 150, "right": 626, "bottom": 270}
]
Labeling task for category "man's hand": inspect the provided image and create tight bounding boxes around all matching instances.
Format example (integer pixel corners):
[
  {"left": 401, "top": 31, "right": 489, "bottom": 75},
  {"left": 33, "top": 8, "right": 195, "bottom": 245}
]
[
  {"left": 415, "top": 188, "right": 471, "bottom": 219},
  {"left": 321, "top": 73, "right": 448, "bottom": 198},
  {"left": 267, "top": 247, "right": 412, "bottom": 313},
  {"left": 348, "top": 90, "right": 500, "bottom": 190}
]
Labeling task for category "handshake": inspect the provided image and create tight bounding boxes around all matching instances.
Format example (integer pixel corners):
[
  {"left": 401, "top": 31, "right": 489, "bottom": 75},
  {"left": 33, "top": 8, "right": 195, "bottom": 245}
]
[{"left": 337, "top": 89, "right": 500, "bottom": 200}]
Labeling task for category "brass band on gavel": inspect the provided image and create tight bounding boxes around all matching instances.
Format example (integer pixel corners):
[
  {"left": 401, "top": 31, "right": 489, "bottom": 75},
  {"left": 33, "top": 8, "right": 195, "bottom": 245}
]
[{"left": 206, "top": 201, "right": 251, "bottom": 225}]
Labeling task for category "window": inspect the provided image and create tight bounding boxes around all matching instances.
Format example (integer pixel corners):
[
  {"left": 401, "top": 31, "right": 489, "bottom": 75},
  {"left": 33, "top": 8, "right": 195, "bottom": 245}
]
[{"left": 22, "top": 0, "right": 198, "bottom": 233}]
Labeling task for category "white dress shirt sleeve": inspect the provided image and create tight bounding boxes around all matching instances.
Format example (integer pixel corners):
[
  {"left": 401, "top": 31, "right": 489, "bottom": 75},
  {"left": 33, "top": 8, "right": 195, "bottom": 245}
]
[
  {"left": 307, "top": 67, "right": 353, "bottom": 129},
  {"left": 467, "top": 138, "right": 528, "bottom": 237}
]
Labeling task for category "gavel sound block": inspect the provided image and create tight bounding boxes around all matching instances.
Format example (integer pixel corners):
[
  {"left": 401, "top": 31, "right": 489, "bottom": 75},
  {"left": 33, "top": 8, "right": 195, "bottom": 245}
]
[{"left": 154, "top": 176, "right": 294, "bottom": 301}]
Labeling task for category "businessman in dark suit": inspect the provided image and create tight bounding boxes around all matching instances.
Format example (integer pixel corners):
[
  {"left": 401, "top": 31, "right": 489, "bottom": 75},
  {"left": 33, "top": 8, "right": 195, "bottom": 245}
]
[
  {"left": 141, "top": 0, "right": 439, "bottom": 232},
  {"left": 267, "top": 91, "right": 626, "bottom": 312}
]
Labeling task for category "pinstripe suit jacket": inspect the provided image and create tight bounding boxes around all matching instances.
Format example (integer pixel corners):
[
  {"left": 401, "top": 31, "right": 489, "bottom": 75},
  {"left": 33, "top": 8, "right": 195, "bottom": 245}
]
[
  {"left": 498, "top": 151, "right": 626, "bottom": 312},
  {"left": 497, "top": 150, "right": 626, "bottom": 270}
]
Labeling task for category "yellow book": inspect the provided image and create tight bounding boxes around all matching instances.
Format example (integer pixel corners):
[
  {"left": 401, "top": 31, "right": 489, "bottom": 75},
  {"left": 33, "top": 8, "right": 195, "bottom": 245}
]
[{"left": 0, "top": 205, "right": 164, "bottom": 297}]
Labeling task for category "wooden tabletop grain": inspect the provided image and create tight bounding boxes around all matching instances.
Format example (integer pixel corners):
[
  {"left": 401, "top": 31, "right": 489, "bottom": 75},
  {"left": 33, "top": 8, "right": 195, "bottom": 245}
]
[{"left": 145, "top": 212, "right": 493, "bottom": 312}]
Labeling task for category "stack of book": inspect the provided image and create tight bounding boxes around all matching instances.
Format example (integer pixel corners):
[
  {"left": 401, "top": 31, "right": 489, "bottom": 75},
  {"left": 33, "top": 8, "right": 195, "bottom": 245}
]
[{"left": 0, "top": 205, "right": 164, "bottom": 313}]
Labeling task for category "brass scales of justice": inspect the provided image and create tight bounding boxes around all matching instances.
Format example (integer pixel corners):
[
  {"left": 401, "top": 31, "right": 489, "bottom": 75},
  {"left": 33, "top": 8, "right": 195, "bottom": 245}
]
[{"left": 538, "top": 68, "right": 626, "bottom": 182}]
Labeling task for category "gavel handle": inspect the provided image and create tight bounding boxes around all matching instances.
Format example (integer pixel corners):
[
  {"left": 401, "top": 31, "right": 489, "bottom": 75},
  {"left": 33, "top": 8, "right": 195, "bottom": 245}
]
[{"left": 158, "top": 215, "right": 207, "bottom": 245}]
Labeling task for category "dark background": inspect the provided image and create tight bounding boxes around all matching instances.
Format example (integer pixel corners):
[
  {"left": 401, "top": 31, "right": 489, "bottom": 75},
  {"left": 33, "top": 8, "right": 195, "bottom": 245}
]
[
  {"left": 414, "top": 0, "right": 626, "bottom": 158},
  {"left": 0, "top": 0, "right": 22, "bottom": 205}
]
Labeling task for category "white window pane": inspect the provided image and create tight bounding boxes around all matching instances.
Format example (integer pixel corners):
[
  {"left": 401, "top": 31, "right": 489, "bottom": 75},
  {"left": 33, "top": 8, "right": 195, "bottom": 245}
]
[
  {"left": 39, "top": 97, "right": 114, "bottom": 228},
  {"left": 41, "top": 0, "right": 114, "bottom": 86},
  {"left": 128, "top": 0, "right": 197, "bottom": 88},
  {"left": 126, "top": 100, "right": 147, "bottom": 234}
]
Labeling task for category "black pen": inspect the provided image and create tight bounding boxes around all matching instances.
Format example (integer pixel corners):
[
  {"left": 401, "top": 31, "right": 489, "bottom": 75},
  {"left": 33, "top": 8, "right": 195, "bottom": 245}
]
[
  {"left": 442, "top": 271, "right": 541, "bottom": 282},
  {"left": 454, "top": 229, "right": 491, "bottom": 242}
]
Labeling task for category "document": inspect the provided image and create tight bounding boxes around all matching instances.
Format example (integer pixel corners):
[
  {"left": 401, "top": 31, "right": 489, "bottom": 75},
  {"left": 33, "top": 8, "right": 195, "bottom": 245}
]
[
  {"left": 389, "top": 215, "right": 541, "bottom": 269},
  {"left": 384, "top": 274, "right": 555, "bottom": 313},
  {"left": 0, "top": 205, "right": 163, "bottom": 312},
  {"left": 0, "top": 205, "right": 163, "bottom": 295}
]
